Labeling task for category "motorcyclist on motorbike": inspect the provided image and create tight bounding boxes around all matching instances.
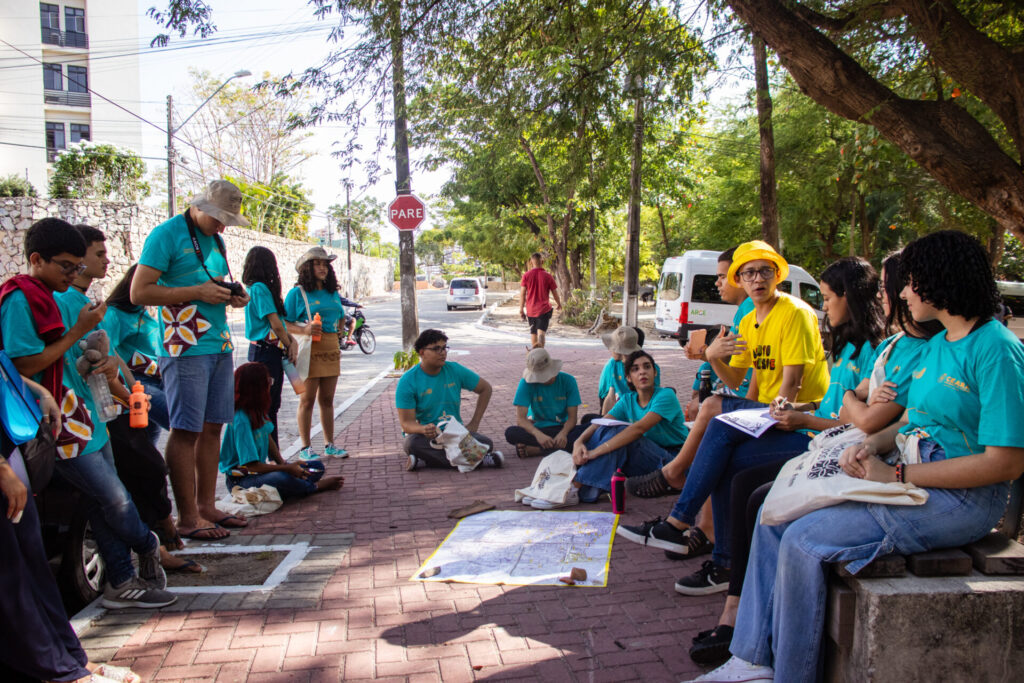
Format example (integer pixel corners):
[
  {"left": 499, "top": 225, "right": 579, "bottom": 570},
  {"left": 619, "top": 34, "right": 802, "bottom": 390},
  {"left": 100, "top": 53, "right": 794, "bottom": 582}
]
[{"left": 339, "top": 295, "right": 361, "bottom": 347}]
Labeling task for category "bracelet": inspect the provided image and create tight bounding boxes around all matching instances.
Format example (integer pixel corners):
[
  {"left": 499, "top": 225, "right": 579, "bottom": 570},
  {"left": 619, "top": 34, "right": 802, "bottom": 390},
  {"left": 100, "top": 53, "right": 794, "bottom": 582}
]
[{"left": 895, "top": 463, "right": 905, "bottom": 483}]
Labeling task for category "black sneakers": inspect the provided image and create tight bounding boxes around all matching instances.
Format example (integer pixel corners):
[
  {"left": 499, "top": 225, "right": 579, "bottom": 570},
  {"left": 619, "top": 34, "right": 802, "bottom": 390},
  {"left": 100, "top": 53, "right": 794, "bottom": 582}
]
[
  {"left": 675, "top": 560, "right": 730, "bottom": 596},
  {"left": 689, "top": 625, "right": 734, "bottom": 666},
  {"left": 616, "top": 517, "right": 714, "bottom": 557}
]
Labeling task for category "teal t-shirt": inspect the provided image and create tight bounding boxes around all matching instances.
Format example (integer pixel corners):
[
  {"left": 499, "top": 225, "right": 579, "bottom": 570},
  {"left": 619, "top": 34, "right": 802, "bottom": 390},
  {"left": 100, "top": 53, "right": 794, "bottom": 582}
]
[
  {"left": 284, "top": 287, "right": 344, "bottom": 334},
  {"left": 138, "top": 213, "right": 233, "bottom": 357},
  {"left": 0, "top": 289, "right": 46, "bottom": 384},
  {"left": 872, "top": 333, "right": 930, "bottom": 408},
  {"left": 512, "top": 372, "right": 582, "bottom": 428},
  {"left": 733, "top": 297, "right": 754, "bottom": 333},
  {"left": 102, "top": 306, "right": 161, "bottom": 378},
  {"left": 901, "top": 320, "right": 1024, "bottom": 459},
  {"left": 219, "top": 409, "right": 274, "bottom": 473},
  {"left": 245, "top": 282, "right": 284, "bottom": 343},
  {"left": 607, "top": 386, "right": 689, "bottom": 449},
  {"left": 54, "top": 288, "right": 109, "bottom": 455},
  {"left": 817, "top": 341, "right": 876, "bottom": 420},
  {"left": 395, "top": 361, "right": 481, "bottom": 426}
]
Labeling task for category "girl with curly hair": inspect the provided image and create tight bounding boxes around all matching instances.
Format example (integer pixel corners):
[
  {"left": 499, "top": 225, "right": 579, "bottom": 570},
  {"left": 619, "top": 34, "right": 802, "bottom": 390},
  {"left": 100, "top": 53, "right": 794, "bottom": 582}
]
[
  {"left": 241, "top": 247, "right": 297, "bottom": 446},
  {"left": 219, "top": 363, "right": 343, "bottom": 499},
  {"left": 284, "top": 248, "right": 348, "bottom": 460},
  {"left": 695, "top": 231, "right": 1024, "bottom": 683}
]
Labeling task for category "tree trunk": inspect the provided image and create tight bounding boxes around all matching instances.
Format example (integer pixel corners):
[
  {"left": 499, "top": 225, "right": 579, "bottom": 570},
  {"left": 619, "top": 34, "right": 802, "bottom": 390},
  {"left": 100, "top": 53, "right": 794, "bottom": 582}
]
[
  {"left": 569, "top": 246, "right": 582, "bottom": 291},
  {"left": 988, "top": 221, "right": 1006, "bottom": 268},
  {"left": 727, "top": 0, "right": 1024, "bottom": 245},
  {"left": 656, "top": 202, "right": 670, "bottom": 253},
  {"left": 753, "top": 36, "right": 780, "bottom": 250},
  {"left": 859, "top": 193, "right": 870, "bottom": 258},
  {"left": 849, "top": 191, "right": 857, "bottom": 256},
  {"left": 589, "top": 208, "right": 598, "bottom": 300},
  {"left": 623, "top": 78, "right": 644, "bottom": 328},
  {"left": 390, "top": 1, "right": 418, "bottom": 350}
]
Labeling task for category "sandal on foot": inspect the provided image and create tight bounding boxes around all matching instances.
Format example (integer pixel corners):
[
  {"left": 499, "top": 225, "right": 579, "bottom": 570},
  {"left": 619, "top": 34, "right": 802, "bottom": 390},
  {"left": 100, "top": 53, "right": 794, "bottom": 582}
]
[
  {"left": 165, "top": 558, "right": 206, "bottom": 574},
  {"left": 515, "top": 443, "right": 529, "bottom": 458},
  {"left": 626, "top": 469, "right": 680, "bottom": 498}
]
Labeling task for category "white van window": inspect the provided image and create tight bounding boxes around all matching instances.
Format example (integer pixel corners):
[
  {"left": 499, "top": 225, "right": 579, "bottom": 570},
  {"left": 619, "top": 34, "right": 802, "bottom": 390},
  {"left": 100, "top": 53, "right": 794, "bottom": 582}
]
[
  {"left": 800, "top": 283, "right": 823, "bottom": 310},
  {"left": 692, "top": 275, "right": 723, "bottom": 304},
  {"left": 778, "top": 281, "right": 792, "bottom": 294},
  {"left": 660, "top": 271, "right": 681, "bottom": 300}
]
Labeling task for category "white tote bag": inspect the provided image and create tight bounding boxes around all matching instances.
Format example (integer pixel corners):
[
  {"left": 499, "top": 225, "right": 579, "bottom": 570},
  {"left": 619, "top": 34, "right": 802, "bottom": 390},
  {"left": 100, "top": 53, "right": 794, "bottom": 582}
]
[
  {"left": 433, "top": 417, "right": 490, "bottom": 472},
  {"left": 760, "top": 426, "right": 929, "bottom": 526},
  {"left": 294, "top": 287, "right": 314, "bottom": 380},
  {"left": 514, "top": 450, "right": 577, "bottom": 505}
]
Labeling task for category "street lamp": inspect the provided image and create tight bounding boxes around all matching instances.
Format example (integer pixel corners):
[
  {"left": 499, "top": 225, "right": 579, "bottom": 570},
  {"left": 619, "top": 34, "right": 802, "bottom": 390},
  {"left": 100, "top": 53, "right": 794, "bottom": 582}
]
[{"left": 165, "top": 69, "right": 252, "bottom": 217}]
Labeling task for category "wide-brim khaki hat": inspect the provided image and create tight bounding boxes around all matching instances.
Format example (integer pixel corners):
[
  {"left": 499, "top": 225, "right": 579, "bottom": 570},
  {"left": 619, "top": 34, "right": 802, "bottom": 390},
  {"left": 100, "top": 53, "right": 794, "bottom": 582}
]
[
  {"left": 727, "top": 240, "right": 789, "bottom": 287},
  {"left": 601, "top": 326, "right": 642, "bottom": 356},
  {"left": 189, "top": 180, "right": 250, "bottom": 227},
  {"left": 295, "top": 246, "right": 338, "bottom": 272},
  {"left": 523, "top": 348, "right": 563, "bottom": 383}
]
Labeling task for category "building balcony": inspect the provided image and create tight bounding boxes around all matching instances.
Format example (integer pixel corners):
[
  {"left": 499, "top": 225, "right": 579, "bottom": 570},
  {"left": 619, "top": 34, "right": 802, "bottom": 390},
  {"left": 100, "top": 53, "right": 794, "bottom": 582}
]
[
  {"left": 44, "top": 90, "right": 91, "bottom": 107},
  {"left": 41, "top": 27, "right": 89, "bottom": 49}
]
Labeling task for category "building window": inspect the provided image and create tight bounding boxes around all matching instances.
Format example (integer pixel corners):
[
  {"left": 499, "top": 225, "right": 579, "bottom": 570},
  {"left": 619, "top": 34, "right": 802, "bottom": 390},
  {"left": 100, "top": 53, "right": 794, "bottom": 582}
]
[
  {"left": 67, "top": 66, "right": 88, "bottom": 93},
  {"left": 40, "top": 3, "right": 60, "bottom": 29},
  {"left": 70, "top": 123, "right": 90, "bottom": 143},
  {"left": 65, "top": 7, "right": 85, "bottom": 34},
  {"left": 43, "top": 63, "right": 62, "bottom": 90},
  {"left": 46, "top": 122, "right": 66, "bottom": 161}
]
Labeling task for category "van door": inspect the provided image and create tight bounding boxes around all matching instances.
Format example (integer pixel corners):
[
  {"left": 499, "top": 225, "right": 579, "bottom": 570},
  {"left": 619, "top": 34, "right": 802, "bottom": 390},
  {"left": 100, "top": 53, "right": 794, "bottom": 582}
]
[{"left": 655, "top": 269, "right": 682, "bottom": 335}]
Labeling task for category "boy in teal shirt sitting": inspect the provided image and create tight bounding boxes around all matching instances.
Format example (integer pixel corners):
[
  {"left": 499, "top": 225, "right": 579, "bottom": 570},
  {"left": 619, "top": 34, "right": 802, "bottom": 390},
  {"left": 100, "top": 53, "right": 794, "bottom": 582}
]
[{"left": 505, "top": 348, "right": 582, "bottom": 458}]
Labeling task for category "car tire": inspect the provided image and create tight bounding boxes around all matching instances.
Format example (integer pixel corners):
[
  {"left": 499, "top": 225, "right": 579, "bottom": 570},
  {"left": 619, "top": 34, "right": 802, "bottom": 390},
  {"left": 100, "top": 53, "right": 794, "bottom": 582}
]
[
  {"left": 447, "top": 305, "right": 453, "bottom": 311},
  {"left": 59, "top": 516, "right": 104, "bottom": 612}
]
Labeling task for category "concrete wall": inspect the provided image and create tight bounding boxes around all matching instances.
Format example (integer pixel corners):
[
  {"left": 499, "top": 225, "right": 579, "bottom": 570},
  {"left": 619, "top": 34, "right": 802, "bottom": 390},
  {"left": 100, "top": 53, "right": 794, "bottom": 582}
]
[{"left": 0, "top": 198, "right": 394, "bottom": 298}]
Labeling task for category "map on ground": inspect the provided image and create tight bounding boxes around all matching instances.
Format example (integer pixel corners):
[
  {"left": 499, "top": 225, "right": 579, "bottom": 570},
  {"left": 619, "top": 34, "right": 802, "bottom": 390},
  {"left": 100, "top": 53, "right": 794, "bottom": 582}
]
[{"left": 411, "top": 510, "right": 618, "bottom": 587}]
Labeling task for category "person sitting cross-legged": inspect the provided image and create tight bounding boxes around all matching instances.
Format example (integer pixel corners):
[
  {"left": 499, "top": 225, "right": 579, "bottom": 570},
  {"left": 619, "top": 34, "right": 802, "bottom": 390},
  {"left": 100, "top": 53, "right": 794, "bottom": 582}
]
[
  {"left": 504, "top": 348, "right": 582, "bottom": 458},
  {"left": 396, "top": 329, "right": 504, "bottom": 471}
]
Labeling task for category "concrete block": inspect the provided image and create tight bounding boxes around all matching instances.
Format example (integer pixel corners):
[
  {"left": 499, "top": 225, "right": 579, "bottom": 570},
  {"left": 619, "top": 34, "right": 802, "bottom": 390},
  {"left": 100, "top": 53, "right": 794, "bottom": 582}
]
[
  {"left": 964, "top": 532, "right": 1024, "bottom": 575},
  {"left": 907, "top": 548, "right": 973, "bottom": 577},
  {"left": 837, "top": 553, "right": 905, "bottom": 579}
]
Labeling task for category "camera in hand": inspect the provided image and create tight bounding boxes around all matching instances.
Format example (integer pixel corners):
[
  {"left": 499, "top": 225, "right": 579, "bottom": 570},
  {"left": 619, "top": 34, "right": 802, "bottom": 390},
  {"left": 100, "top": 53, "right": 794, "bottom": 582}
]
[{"left": 215, "top": 280, "right": 245, "bottom": 297}]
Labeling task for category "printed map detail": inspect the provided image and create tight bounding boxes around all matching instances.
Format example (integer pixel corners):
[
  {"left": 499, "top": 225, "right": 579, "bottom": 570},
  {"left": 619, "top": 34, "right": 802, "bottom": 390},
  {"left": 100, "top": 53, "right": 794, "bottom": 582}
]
[{"left": 412, "top": 510, "right": 618, "bottom": 587}]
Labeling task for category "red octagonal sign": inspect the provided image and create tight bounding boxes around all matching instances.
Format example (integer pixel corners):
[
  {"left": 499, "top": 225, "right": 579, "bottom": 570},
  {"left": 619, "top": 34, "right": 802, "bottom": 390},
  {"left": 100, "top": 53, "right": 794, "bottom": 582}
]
[{"left": 388, "top": 194, "right": 426, "bottom": 231}]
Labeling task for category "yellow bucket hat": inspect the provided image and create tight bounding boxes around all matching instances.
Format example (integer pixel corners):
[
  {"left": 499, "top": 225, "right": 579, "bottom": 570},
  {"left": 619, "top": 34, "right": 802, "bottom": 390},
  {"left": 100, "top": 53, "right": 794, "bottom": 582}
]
[{"left": 727, "top": 240, "right": 789, "bottom": 287}]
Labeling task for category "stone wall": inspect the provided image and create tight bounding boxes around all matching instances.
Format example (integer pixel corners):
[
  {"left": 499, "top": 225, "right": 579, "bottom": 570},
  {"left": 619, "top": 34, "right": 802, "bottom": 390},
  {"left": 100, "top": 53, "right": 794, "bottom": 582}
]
[{"left": 0, "top": 198, "right": 394, "bottom": 299}]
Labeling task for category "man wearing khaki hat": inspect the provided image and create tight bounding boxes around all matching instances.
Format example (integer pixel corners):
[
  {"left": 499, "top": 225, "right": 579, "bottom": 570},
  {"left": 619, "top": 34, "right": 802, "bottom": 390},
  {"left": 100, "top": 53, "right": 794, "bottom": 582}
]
[
  {"left": 504, "top": 348, "right": 583, "bottom": 458},
  {"left": 131, "top": 180, "right": 251, "bottom": 540}
]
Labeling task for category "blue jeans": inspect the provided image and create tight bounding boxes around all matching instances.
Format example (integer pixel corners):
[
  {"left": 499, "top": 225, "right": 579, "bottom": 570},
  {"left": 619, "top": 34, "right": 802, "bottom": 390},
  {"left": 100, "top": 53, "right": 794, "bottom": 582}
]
[
  {"left": 248, "top": 343, "right": 284, "bottom": 445},
  {"left": 53, "top": 442, "right": 158, "bottom": 587},
  {"left": 670, "top": 416, "right": 811, "bottom": 568},
  {"left": 730, "top": 440, "right": 1010, "bottom": 682},
  {"left": 575, "top": 425, "right": 677, "bottom": 492},
  {"left": 159, "top": 352, "right": 234, "bottom": 431},
  {"left": 138, "top": 374, "right": 169, "bottom": 444},
  {"left": 225, "top": 459, "right": 324, "bottom": 500}
]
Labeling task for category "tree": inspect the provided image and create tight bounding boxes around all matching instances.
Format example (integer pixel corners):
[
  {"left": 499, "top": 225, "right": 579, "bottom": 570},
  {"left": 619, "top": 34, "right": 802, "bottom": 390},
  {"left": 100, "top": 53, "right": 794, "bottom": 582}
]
[
  {"left": 225, "top": 173, "right": 312, "bottom": 239},
  {"left": 724, "top": 0, "right": 1024, "bottom": 245},
  {"left": 49, "top": 141, "right": 149, "bottom": 201},
  {"left": 327, "top": 197, "right": 385, "bottom": 254},
  {"left": 0, "top": 174, "right": 37, "bottom": 197}
]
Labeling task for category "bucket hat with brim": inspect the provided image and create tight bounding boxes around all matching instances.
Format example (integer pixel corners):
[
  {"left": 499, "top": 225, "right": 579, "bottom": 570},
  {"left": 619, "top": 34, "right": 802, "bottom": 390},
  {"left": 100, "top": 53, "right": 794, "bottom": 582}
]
[
  {"left": 523, "top": 348, "right": 563, "bottom": 383},
  {"left": 189, "top": 180, "right": 250, "bottom": 227},
  {"left": 727, "top": 240, "right": 789, "bottom": 287},
  {"left": 601, "top": 326, "right": 642, "bottom": 356}
]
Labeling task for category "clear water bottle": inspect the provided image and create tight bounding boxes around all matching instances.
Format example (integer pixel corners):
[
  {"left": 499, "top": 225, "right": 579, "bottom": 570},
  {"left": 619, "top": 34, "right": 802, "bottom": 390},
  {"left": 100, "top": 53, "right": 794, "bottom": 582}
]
[{"left": 86, "top": 370, "right": 119, "bottom": 422}]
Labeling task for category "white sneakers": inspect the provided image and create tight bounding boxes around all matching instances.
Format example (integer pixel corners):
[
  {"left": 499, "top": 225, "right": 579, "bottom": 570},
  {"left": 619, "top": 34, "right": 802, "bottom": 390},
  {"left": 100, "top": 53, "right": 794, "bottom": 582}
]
[{"left": 683, "top": 656, "right": 774, "bottom": 682}]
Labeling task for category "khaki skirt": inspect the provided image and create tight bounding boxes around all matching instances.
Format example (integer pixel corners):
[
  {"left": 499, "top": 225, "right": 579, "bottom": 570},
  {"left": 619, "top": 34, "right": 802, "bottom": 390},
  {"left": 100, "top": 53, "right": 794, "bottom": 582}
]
[{"left": 308, "top": 332, "right": 341, "bottom": 378}]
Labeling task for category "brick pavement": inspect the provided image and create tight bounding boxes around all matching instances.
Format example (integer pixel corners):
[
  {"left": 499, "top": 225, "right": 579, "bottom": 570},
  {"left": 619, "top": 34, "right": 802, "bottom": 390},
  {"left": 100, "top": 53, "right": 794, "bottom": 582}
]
[{"left": 81, "top": 340, "right": 726, "bottom": 682}]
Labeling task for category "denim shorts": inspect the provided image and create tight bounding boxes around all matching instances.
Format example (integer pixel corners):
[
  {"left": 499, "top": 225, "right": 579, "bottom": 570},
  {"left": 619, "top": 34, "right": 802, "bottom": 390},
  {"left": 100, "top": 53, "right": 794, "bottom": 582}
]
[{"left": 158, "top": 353, "right": 234, "bottom": 431}]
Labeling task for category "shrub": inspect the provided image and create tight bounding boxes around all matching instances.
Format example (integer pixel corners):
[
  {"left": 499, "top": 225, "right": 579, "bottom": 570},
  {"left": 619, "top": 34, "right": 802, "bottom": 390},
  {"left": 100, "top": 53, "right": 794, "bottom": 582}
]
[
  {"left": 49, "top": 141, "right": 149, "bottom": 201},
  {"left": 0, "top": 174, "right": 37, "bottom": 197},
  {"left": 560, "top": 289, "right": 605, "bottom": 327}
]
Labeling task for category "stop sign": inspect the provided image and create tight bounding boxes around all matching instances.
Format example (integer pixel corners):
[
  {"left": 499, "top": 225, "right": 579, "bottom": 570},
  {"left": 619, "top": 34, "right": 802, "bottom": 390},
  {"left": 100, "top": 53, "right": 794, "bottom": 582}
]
[{"left": 388, "top": 194, "right": 426, "bottom": 231}]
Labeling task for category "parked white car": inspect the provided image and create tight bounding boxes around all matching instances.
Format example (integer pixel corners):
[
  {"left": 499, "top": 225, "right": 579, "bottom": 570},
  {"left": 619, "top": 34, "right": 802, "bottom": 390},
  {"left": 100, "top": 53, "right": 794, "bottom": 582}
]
[
  {"left": 655, "top": 250, "right": 824, "bottom": 345},
  {"left": 446, "top": 277, "right": 487, "bottom": 310}
]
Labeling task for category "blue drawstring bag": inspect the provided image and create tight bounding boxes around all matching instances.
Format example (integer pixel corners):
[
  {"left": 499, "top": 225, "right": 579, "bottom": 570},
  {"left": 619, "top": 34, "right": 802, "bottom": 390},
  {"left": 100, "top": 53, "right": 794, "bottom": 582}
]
[{"left": 0, "top": 350, "right": 43, "bottom": 444}]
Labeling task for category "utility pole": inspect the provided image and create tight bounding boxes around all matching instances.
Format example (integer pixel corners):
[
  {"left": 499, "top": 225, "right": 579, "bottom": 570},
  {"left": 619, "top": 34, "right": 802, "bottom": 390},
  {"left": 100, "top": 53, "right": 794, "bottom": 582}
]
[
  {"left": 390, "top": 1, "right": 418, "bottom": 350},
  {"left": 622, "top": 71, "right": 643, "bottom": 328},
  {"left": 166, "top": 95, "right": 176, "bottom": 217},
  {"left": 345, "top": 180, "right": 353, "bottom": 297}
]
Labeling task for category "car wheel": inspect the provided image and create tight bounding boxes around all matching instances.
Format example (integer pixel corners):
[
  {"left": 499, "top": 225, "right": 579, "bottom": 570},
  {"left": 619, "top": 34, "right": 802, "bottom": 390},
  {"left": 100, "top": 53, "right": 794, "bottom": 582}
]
[
  {"left": 447, "top": 305, "right": 453, "bottom": 311},
  {"left": 59, "top": 516, "right": 104, "bottom": 611}
]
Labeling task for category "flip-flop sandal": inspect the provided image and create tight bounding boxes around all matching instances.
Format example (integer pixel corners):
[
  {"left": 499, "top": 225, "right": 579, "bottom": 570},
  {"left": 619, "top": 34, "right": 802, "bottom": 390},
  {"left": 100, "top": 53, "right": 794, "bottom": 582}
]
[
  {"left": 515, "top": 443, "right": 529, "bottom": 459},
  {"left": 215, "top": 515, "right": 248, "bottom": 528},
  {"left": 181, "top": 526, "right": 227, "bottom": 540},
  {"left": 626, "top": 469, "right": 681, "bottom": 498},
  {"left": 166, "top": 558, "right": 206, "bottom": 574},
  {"left": 92, "top": 664, "right": 142, "bottom": 683}
]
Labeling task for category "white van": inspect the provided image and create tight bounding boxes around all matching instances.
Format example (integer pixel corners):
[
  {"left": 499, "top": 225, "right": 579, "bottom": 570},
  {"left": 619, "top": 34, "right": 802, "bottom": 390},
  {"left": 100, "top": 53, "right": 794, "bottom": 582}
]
[{"left": 655, "top": 250, "right": 824, "bottom": 344}]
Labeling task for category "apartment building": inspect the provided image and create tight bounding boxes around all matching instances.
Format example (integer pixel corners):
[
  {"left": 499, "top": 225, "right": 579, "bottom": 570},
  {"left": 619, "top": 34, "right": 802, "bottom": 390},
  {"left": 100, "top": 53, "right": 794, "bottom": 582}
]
[{"left": 0, "top": 0, "right": 142, "bottom": 194}]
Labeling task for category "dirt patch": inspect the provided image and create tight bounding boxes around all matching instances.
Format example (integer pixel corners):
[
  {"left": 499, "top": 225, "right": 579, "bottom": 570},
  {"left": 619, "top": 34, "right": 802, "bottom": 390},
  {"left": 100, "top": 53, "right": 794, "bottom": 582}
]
[
  {"left": 166, "top": 551, "right": 289, "bottom": 588},
  {"left": 485, "top": 293, "right": 656, "bottom": 339}
]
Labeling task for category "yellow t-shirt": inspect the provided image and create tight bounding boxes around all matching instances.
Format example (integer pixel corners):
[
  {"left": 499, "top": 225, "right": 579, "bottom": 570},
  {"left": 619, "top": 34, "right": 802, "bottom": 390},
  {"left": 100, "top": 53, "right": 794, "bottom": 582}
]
[{"left": 731, "top": 292, "right": 829, "bottom": 404}]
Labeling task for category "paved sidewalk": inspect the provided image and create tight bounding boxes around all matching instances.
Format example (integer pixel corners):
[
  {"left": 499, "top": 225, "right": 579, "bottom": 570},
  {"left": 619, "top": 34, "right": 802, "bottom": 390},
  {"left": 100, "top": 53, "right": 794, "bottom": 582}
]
[{"left": 79, "top": 340, "right": 723, "bottom": 682}]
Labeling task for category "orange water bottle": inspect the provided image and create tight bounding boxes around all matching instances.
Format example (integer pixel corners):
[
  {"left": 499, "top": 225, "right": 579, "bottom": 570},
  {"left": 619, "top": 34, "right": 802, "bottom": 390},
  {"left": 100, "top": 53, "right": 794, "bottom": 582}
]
[
  {"left": 129, "top": 381, "right": 149, "bottom": 428},
  {"left": 312, "top": 312, "right": 322, "bottom": 342}
]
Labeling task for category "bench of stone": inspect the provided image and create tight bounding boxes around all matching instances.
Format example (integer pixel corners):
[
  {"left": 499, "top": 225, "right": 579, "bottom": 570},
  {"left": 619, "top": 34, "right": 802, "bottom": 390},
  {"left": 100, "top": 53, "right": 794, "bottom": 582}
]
[{"left": 825, "top": 477, "right": 1024, "bottom": 682}]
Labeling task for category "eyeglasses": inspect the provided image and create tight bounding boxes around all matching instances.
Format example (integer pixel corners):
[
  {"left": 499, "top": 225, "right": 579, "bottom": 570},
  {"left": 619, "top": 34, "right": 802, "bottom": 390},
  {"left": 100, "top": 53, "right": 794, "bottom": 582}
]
[
  {"left": 424, "top": 345, "right": 449, "bottom": 354},
  {"left": 51, "top": 259, "right": 87, "bottom": 275},
  {"left": 737, "top": 266, "right": 778, "bottom": 283}
]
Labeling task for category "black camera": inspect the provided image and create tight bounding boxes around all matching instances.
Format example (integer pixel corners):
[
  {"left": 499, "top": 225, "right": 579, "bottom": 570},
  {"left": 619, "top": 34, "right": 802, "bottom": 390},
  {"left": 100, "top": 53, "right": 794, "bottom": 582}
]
[{"left": 215, "top": 280, "right": 245, "bottom": 297}]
